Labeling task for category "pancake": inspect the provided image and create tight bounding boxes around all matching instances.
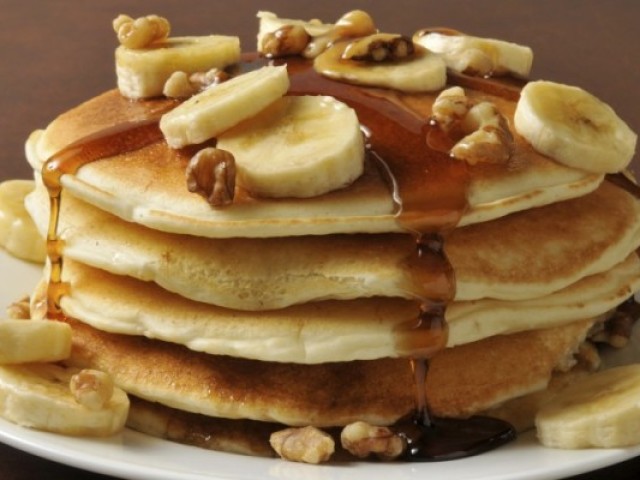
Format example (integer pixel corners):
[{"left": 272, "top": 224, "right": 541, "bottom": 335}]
[
  {"left": 50, "top": 254, "right": 640, "bottom": 363},
  {"left": 60, "top": 316, "right": 593, "bottom": 427},
  {"left": 25, "top": 180, "right": 640, "bottom": 310},
  {"left": 125, "top": 363, "right": 593, "bottom": 458},
  {"left": 25, "top": 86, "right": 603, "bottom": 238}
]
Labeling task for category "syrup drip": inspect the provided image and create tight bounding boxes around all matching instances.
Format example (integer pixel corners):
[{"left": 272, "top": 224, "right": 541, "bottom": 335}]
[
  {"left": 42, "top": 119, "right": 166, "bottom": 314},
  {"left": 279, "top": 56, "right": 517, "bottom": 458}
]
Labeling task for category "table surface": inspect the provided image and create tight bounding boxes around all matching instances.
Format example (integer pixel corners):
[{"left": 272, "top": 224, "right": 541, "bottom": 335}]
[{"left": 0, "top": 1, "right": 639, "bottom": 479}]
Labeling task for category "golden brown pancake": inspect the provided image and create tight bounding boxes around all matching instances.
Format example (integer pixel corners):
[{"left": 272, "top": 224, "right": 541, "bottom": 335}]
[
  {"left": 26, "top": 180, "right": 640, "bottom": 310},
  {"left": 61, "top": 316, "right": 593, "bottom": 427},
  {"left": 25, "top": 87, "right": 603, "bottom": 238},
  {"left": 52, "top": 254, "right": 640, "bottom": 362}
]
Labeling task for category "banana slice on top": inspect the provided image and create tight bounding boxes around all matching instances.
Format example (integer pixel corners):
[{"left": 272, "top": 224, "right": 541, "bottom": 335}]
[
  {"left": 0, "top": 180, "right": 46, "bottom": 263},
  {"left": 160, "top": 65, "right": 290, "bottom": 148},
  {"left": 515, "top": 81, "right": 637, "bottom": 174},
  {"left": 314, "top": 40, "right": 446, "bottom": 92},
  {"left": 0, "top": 363, "right": 129, "bottom": 436},
  {"left": 536, "top": 364, "right": 640, "bottom": 448},
  {"left": 0, "top": 319, "right": 72, "bottom": 364},
  {"left": 116, "top": 35, "right": 241, "bottom": 99},
  {"left": 217, "top": 95, "right": 364, "bottom": 198},
  {"left": 413, "top": 31, "right": 533, "bottom": 78}
]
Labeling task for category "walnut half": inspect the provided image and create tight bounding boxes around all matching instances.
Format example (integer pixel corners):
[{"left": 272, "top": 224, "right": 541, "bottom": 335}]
[
  {"left": 260, "top": 25, "right": 311, "bottom": 58},
  {"left": 340, "top": 421, "right": 406, "bottom": 460},
  {"left": 69, "top": 369, "right": 115, "bottom": 410},
  {"left": 113, "top": 14, "right": 170, "bottom": 49},
  {"left": 270, "top": 426, "right": 335, "bottom": 464},
  {"left": 432, "top": 87, "right": 514, "bottom": 165},
  {"left": 186, "top": 148, "right": 236, "bottom": 207}
]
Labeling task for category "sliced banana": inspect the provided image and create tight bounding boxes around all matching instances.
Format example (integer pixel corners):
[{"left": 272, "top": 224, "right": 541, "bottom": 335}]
[
  {"left": 116, "top": 35, "right": 241, "bottom": 99},
  {"left": 217, "top": 95, "right": 364, "bottom": 198},
  {"left": 536, "top": 364, "right": 640, "bottom": 448},
  {"left": 0, "top": 319, "right": 72, "bottom": 364},
  {"left": 414, "top": 31, "right": 533, "bottom": 78},
  {"left": 514, "top": 81, "right": 637, "bottom": 174},
  {"left": 314, "top": 41, "right": 446, "bottom": 92},
  {"left": 0, "top": 180, "right": 46, "bottom": 263},
  {"left": 0, "top": 363, "right": 129, "bottom": 436},
  {"left": 160, "top": 65, "right": 290, "bottom": 148}
]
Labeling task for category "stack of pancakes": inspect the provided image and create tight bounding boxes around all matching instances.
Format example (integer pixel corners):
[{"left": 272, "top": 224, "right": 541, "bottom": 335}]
[{"left": 22, "top": 65, "right": 640, "bottom": 456}]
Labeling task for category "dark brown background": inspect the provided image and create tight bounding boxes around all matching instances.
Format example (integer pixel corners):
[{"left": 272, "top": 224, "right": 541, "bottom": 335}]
[{"left": 0, "top": 1, "right": 639, "bottom": 478}]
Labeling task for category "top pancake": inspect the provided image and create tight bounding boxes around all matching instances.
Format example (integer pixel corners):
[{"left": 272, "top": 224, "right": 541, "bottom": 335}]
[{"left": 26, "top": 82, "right": 603, "bottom": 238}]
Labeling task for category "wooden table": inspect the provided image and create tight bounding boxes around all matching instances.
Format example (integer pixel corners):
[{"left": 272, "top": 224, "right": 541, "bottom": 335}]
[{"left": 0, "top": 1, "right": 639, "bottom": 478}]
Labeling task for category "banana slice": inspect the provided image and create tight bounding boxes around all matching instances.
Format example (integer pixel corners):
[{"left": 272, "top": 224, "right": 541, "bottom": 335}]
[
  {"left": 116, "top": 35, "right": 241, "bottom": 99},
  {"left": 0, "top": 319, "right": 72, "bottom": 364},
  {"left": 314, "top": 41, "right": 446, "bottom": 92},
  {"left": 514, "top": 81, "right": 637, "bottom": 174},
  {"left": 536, "top": 364, "right": 640, "bottom": 448},
  {"left": 0, "top": 363, "right": 129, "bottom": 436},
  {"left": 217, "top": 95, "right": 364, "bottom": 198},
  {"left": 160, "top": 65, "right": 290, "bottom": 148},
  {"left": 0, "top": 180, "right": 46, "bottom": 263},
  {"left": 413, "top": 31, "right": 533, "bottom": 78}
]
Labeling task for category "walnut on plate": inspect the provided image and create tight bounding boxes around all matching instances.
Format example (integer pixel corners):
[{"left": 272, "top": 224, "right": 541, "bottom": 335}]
[
  {"left": 270, "top": 426, "right": 335, "bottom": 464},
  {"left": 340, "top": 421, "right": 406, "bottom": 460}
]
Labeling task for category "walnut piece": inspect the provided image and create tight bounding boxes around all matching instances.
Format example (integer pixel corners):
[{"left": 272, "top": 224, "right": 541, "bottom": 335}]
[
  {"left": 431, "top": 86, "right": 470, "bottom": 132},
  {"left": 270, "top": 426, "right": 335, "bottom": 464},
  {"left": 186, "top": 148, "right": 236, "bottom": 207},
  {"left": 591, "top": 309, "right": 635, "bottom": 349},
  {"left": 261, "top": 25, "right": 310, "bottom": 58},
  {"left": 342, "top": 33, "right": 415, "bottom": 62},
  {"left": 113, "top": 14, "right": 170, "bottom": 49},
  {"left": 163, "top": 68, "right": 230, "bottom": 99},
  {"left": 340, "top": 421, "right": 406, "bottom": 460},
  {"left": 69, "top": 369, "right": 115, "bottom": 410},
  {"left": 303, "top": 10, "right": 377, "bottom": 59},
  {"left": 432, "top": 87, "right": 513, "bottom": 165},
  {"left": 6, "top": 296, "right": 30, "bottom": 319}
]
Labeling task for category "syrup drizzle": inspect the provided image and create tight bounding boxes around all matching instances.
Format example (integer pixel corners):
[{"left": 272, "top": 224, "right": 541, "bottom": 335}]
[
  {"left": 42, "top": 117, "right": 168, "bottom": 314},
  {"left": 280, "top": 56, "right": 516, "bottom": 458}
]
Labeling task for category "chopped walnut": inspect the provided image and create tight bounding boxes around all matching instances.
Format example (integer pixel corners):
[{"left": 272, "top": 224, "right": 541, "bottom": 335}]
[
  {"left": 575, "top": 341, "right": 602, "bottom": 371},
  {"left": 451, "top": 101, "right": 513, "bottom": 164},
  {"left": 270, "top": 426, "right": 335, "bottom": 464},
  {"left": 6, "top": 296, "right": 30, "bottom": 319},
  {"left": 432, "top": 88, "right": 513, "bottom": 165},
  {"left": 163, "top": 68, "right": 230, "bottom": 99},
  {"left": 303, "top": 10, "right": 377, "bottom": 59},
  {"left": 261, "top": 25, "right": 310, "bottom": 58},
  {"left": 70, "top": 369, "right": 115, "bottom": 410},
  {"left": 342, "top": 33, "right": 415, "bottom": 62},
  {"left": 341, "top": 421, "right": 406, "bottom": 460},
  {"left": 113, "top": 14, "right": 170, "bottom": 49},
  {"left": 163, "top": 72, "right": 194, "bottom": 98},
  {"left": 431, "top": 86, "right": 471, "bottom": 132},
  {"left": 591, "top": 310, "right": 635, "bottom": 349},
  {"left": 186, "top": 148, "right": 236, "bottom": 207}
]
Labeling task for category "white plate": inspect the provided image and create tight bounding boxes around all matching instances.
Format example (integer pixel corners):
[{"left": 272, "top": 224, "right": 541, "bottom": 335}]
[{"left": 1, "top": 248, "right": 639, "bottom": 480}]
